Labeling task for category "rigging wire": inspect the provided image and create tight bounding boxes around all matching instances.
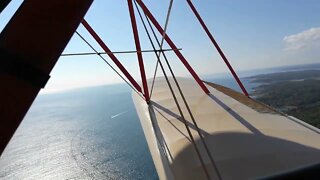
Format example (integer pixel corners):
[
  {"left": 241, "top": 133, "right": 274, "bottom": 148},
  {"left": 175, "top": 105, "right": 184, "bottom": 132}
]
[
  {"left": 145, "top": 14, "right": 222, "bottom": 177},
  {"left": 61, "top": 48, "right": 182, "bottom": 57},
  {"left": 133, "top": 1, "right": 211, "bottom": 179},
  {"left": 159, "top": 0, "right": 174, "bottom": 49},
  {"left": 145, "top": 11, "right": 223, "bottom": 180},
  {"left": 149, "top": 0, "right": 174, "bottom": 97},
  {"left": 135, "top": 1, "right": 222, "bottom": 179},
  {"left": 75, "top": 31, "right": 145, "bottom": 100}
]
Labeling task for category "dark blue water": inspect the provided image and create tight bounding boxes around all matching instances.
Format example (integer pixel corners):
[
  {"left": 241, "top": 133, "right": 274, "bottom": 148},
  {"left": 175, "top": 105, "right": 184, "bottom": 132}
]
[
  {"left": 1, "top": 63, "right": 318, "bottom": 179},
  {"left": 0, "top": 84, "right": 158, "bottom": 179}
]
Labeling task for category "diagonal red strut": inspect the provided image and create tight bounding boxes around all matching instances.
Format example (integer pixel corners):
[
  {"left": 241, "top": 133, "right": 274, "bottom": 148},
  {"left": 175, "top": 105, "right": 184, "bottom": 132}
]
[
  {"left": 135, "top": 0, "right": 210, "bottom": 94},
  {"left": 127, "top": 0, "right": 150, "bottom": 102},
  {"left": 81, "top": 19, "right": 142, "bottom": 93},
  {"left": 186, "top": 0, "right": 249, "bottom": 97}
]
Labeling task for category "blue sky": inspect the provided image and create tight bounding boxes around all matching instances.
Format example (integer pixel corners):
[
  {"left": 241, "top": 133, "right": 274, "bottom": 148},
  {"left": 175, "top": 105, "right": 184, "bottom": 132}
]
[{"left": 1, "top": 0, "right": 320, "bottom": 93}]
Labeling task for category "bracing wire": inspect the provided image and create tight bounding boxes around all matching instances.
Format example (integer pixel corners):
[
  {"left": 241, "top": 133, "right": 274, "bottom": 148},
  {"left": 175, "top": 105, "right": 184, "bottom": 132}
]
[
  {"left": 75, "top": 31, "right": 145, "bottom": 100},
  {"left": 144, "top": 14, "right": 222, "bottom": 177},
  {"left": 149, "top": 0, "right": 174, "bottom": 98},
  {"left": 135, "top": 1, "right": 223, "bottom": 179},
  {"left": 133, "top": 1, "right": 212, "bottom": 179},
  {"left": 61, "top": 48, "right": 181, "bottom": 57},
  {"left": 75, "top": 1, "right": 222, "bottom": 178}
]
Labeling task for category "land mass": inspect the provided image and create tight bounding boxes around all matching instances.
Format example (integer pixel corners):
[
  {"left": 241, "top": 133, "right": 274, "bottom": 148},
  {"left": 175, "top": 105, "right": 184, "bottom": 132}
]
[{"left": 249, "top": 70, "right": 320, "bottom": 128}]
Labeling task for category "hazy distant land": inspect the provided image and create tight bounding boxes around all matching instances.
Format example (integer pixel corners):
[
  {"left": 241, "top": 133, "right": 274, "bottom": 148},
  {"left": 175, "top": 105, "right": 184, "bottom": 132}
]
[{"left": 248, "top": 69, "right": 320, "bottom": 128}]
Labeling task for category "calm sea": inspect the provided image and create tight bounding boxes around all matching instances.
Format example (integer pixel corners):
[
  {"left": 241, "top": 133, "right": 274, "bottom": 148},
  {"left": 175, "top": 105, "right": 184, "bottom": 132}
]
[
  {"left": 0, "top": 84, "right": 157, "bottom": 180},
  {"left": 1, "top": 63, "right": 319, "bottom": 179}
]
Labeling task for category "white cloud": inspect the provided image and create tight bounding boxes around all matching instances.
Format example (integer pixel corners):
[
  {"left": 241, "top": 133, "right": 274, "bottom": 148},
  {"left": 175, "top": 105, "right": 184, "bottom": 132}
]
[{"left": 283, "top": 27, "right": 320, "bottom": 51}]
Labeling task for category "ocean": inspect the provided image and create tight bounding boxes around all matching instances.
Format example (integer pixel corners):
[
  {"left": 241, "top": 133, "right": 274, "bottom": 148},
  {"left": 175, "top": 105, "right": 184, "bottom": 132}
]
[
  {"left": 0, "top": 85, "right": 157, "bottom": 180},
  {"left": 1, "top": 63, "right": 319, "bottom": 179}
]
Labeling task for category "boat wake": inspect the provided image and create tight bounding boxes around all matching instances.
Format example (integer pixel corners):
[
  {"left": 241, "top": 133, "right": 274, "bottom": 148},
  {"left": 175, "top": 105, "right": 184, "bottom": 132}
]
[{"left": 111, "top": 111, "right": 128, "bottom": 119}]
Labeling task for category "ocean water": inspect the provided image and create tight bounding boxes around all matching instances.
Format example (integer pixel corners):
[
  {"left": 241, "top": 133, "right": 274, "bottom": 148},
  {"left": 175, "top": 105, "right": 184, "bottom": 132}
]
[
  {"left": 1, "top": 63, "right": 319, "bottom": 179},
  {"left": 0, "top": 84, "right": 158, "bottom": 180}
]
